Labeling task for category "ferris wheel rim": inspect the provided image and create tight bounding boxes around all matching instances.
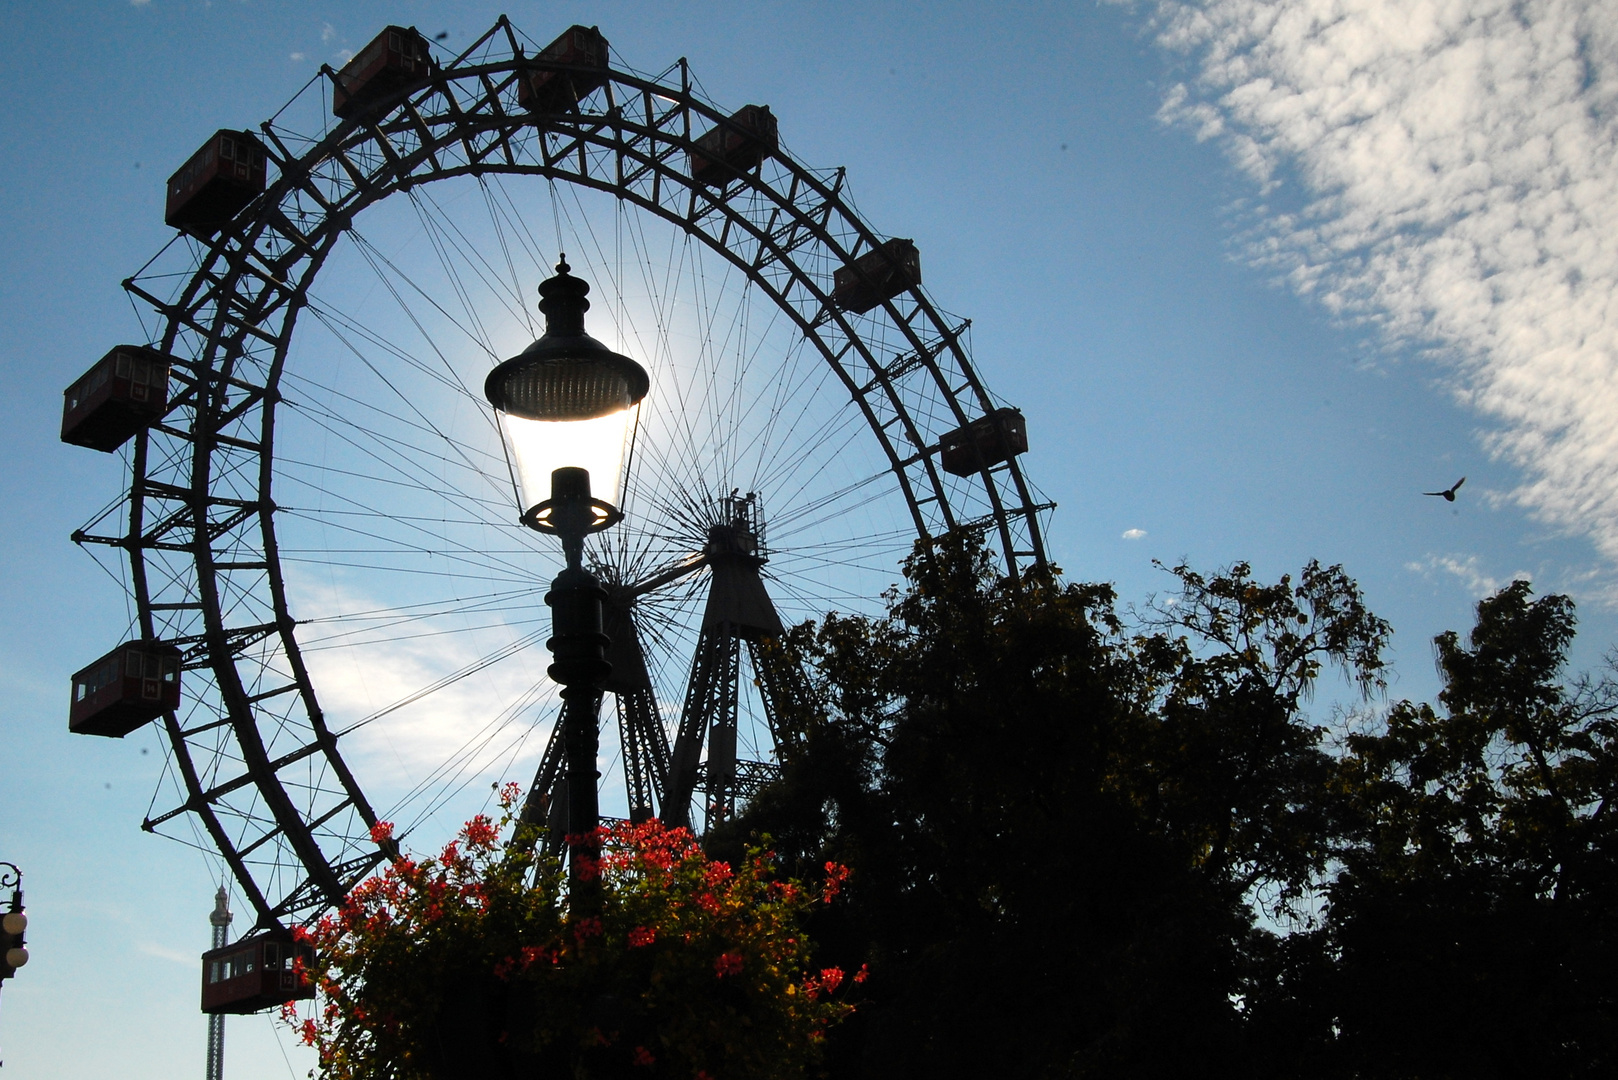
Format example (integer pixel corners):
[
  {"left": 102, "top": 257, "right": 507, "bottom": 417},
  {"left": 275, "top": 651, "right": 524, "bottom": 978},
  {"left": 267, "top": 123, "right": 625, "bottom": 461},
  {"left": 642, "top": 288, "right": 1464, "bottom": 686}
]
[{"left": 104, "top": 18, "right": 1049, "bottom": 930}]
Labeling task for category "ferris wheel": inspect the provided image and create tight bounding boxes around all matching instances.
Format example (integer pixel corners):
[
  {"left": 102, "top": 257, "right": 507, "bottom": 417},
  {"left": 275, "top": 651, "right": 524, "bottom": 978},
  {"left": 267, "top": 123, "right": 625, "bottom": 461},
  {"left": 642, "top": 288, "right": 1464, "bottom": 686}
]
[{"left": 65, "top": 18, "right": 1050, "bottom": 933}]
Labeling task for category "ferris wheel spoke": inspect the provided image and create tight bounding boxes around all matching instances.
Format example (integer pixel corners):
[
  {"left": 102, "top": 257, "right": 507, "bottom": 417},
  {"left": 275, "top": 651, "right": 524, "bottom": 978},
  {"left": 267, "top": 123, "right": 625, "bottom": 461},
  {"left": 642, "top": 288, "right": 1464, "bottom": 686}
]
[
  {"left": 332, "top": 626, "right": 549, "bottom": 739},
  {"left": 400, "top": 193, "right": 520, "bottom": 356},
  {"left": 380, "top": 674, "right": 555, "bottom": 837},
  {"left": 292, "top": 309, "right": 510, "bottom": 500},
  {"left": 273, "top": 499, "right": 539, "bottom": 583},
  {"left": 280, "top": 370, "right": 502, "bottom": 468},
  {"left": 299, "top": 295, "right": 483, "bottom": 402}
]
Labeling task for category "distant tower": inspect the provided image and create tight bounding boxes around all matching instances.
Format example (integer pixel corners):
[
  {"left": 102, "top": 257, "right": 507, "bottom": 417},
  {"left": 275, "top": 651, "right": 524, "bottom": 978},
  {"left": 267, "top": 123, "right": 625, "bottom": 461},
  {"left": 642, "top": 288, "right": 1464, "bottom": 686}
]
[{"left": 206, "top": 887, "right": 232, "bottom": 1080}]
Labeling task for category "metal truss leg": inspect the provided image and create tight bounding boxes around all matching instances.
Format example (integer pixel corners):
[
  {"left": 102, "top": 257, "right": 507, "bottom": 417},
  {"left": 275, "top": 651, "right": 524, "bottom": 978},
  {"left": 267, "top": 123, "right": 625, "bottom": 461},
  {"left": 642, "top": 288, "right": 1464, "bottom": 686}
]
[
  {"left": 666, "top": 624, "right": 740, "bottom": 830},
  {"left": 746, "top": 635, "right": 813, "bottom": 755},
  {"left": 518, "top": 692, "right": 602, "bottom": 854},
  {"left": 617, "top": 686, "right": 669, "bottom": 821}
]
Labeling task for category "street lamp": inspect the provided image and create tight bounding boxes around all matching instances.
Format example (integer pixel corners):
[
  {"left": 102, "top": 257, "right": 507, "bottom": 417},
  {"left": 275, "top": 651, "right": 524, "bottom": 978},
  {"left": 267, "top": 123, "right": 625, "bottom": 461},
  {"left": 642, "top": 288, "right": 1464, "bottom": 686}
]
[
  {"left": 486, "top": 258, "right": 648, "bottom": 902},
  {"left": 0, "top": 864, "right": 26, "bottom": 978},
  {"left": 1, "top": 860, "right": 27, "bottom": 1067}
]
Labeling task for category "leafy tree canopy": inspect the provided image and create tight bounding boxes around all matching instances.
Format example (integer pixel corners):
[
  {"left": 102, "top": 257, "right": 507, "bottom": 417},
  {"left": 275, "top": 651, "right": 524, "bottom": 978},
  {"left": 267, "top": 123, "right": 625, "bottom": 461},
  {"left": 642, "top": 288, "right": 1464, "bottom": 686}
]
[{"left": 722, "top": 537, "right": 1618, "bottom": 1079}]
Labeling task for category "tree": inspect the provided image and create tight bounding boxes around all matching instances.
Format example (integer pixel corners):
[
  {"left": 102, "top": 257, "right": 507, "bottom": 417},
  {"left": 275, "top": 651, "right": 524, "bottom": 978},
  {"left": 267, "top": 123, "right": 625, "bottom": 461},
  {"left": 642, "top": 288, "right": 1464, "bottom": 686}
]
[
  {"left": 730, "top": 537, "right": 1618, "bottom": 1078},
  {"left": 724, "top": 537, "right": 1391, "bottom": 1078},
  {"left": 1321, "top": 582, "right": 1618, "bottom": 1078}
]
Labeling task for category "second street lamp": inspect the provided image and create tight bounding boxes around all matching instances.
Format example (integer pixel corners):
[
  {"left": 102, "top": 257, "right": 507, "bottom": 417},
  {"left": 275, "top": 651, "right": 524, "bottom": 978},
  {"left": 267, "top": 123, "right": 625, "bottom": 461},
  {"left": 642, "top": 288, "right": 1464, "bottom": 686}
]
[{"left": 486, "top": 258, "right": 649, "bottom": 903}]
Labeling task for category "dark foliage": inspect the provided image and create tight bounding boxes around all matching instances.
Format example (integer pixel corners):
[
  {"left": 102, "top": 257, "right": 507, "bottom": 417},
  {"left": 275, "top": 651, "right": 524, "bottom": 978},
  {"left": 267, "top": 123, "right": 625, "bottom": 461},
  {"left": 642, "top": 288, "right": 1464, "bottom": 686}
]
[
  {"left": 1320, "top": 581, "right": 1618, "bottom": 1078},
  {"left": 716, "top": 538, "right": 1618, "bottom": 1078}
]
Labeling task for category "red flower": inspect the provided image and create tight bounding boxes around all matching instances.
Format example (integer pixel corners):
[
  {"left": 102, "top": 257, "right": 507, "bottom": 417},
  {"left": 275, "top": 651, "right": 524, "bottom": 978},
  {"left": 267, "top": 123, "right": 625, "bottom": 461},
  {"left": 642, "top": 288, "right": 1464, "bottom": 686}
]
[
  {"left": 822, "top": 861, "right": 851, "bottom": 901},
  {"left": 461, "top": 814, "right": 498, "bottom": 849},
  {"left": 853, "top": 963, "right": 870, "bottom": 984},
  {"left": 290, "top": 816, "right": 856, "bottom": 1068},
  {"left": 369, "top": 820, "right": 394, "bottom": 844}
]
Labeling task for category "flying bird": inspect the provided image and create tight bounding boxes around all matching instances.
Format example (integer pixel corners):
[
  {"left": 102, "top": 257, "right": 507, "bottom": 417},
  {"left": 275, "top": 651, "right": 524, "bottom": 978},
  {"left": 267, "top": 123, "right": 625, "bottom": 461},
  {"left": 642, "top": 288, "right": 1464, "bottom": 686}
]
[
  {"left": 435, "top": 31, "right": 449, "bottom": 41},
  {"left": 1424, "top": 477, "right": 1466, "bottom": 502}
]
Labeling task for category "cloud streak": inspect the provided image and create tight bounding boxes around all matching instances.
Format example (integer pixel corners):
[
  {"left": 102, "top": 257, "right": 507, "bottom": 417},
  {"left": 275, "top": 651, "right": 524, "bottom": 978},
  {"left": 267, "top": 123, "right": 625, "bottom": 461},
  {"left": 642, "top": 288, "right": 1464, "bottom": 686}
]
[
  {"left": 1405, "top": 552, "right": 1529, "bottom": 596},
  {"left": 1142, "top": 0, "right": 1618, "bottom": 564}
]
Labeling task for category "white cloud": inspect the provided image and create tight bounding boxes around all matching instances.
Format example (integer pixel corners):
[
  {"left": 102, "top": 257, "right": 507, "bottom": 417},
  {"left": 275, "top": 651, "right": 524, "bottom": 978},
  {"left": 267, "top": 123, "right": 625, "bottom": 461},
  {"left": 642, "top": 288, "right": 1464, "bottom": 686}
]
[
  {"left": 321, "top": 23, "right": 336, "bottom": 43},
  {"left": 282, "top": 569, "right": 558, "bottom": 827},
  {"left": 1405, "top": 552, "right": 1530, "bottom": 596},
  {"left": 137, "top": 941, "right": 196, "bottom": 967},
  {"left": 290, "top": 52, "right": 305, "bottom": 62},
  {"left": 1122, "top": 527, "right": 1148, "bottom": 539},
  {"left": 1142, "top": 0, "right": 1618, "bottom": 567},
  {"left": 130, "top": 0, "right": 150, "bottom": 7}
]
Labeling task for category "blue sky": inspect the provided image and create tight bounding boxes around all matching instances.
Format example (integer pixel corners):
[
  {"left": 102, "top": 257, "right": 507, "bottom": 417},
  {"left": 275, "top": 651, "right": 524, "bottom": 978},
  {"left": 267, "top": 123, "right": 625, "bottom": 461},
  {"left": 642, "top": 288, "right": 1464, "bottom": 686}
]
[{"left": 5, "top": 2, "right": 1617, "bottom": 1077}]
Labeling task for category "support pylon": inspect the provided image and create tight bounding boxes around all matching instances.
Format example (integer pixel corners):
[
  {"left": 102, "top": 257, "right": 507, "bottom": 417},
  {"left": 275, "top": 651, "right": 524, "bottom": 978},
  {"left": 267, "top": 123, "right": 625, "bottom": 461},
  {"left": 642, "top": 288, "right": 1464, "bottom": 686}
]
[{"left": 665, "top": 494, "right": 809, "bottom": 832}]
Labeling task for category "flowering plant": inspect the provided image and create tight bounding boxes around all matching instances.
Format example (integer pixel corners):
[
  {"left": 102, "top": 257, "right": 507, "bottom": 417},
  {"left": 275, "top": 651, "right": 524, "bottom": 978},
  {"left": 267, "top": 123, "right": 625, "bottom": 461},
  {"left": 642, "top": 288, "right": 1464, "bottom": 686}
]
[{"left": 286, "top": 787, "right": 860, "bottom": 1080}]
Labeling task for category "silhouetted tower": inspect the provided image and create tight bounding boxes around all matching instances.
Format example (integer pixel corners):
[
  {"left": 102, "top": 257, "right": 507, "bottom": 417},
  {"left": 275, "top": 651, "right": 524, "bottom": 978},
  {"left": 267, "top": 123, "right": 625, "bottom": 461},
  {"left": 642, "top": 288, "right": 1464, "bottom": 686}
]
[
  {"left": 206, "top": 887, "right": 231, "bottom": 1080},
  {"left": 520, "top": 491, "right": 809, "bottom": 839},
  {"left": 666, "top": 492, "right": 807, "bottom": 830}
]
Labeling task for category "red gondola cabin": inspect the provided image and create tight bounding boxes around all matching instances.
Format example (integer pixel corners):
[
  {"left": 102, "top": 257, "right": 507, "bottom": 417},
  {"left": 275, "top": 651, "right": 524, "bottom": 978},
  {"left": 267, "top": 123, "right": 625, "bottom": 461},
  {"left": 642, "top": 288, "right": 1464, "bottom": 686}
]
[
  {"left": 833, "top": 238, "right": 920, "bottom": 314},
  {"left": 202, "top": 929, "right": 316, "bottom": 1015},
  {"left": 939, "top": 408, "right": 1029, "bottom": 477},
  {"left": 69, "top": 642, "right": 181, "bottom": 738},
  {"left": 519, "top": 25, "right": 610, "bottom": 113},
  {"left": 689, "top": 104, "right": 778, "bottom": 187},
  {"left": 166, "top": 130, "right": 267, "bottom": 234},
  {"left": 333, "top": 25, "right": 437, "bottom": 120},
  {"left": 61, "top": 345, "right": 173, "bottom": 452}
]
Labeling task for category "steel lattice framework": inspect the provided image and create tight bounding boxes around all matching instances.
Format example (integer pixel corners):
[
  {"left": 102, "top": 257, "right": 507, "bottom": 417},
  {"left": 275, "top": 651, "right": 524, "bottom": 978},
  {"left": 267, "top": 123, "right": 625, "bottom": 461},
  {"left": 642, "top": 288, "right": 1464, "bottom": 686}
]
[{"left": 75, "top": 17, "right": 1050, "bottom": 929}]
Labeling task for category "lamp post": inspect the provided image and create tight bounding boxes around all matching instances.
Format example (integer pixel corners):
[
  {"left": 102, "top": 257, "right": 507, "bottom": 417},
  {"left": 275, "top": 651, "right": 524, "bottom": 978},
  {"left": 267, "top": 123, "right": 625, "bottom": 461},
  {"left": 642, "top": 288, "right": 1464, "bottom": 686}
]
[
  {"left": 485, "top": 258, "right": 648, "bottom": 905},
  {"left": 0, "top": 861, "right": 27, "bottom": 1068}
]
